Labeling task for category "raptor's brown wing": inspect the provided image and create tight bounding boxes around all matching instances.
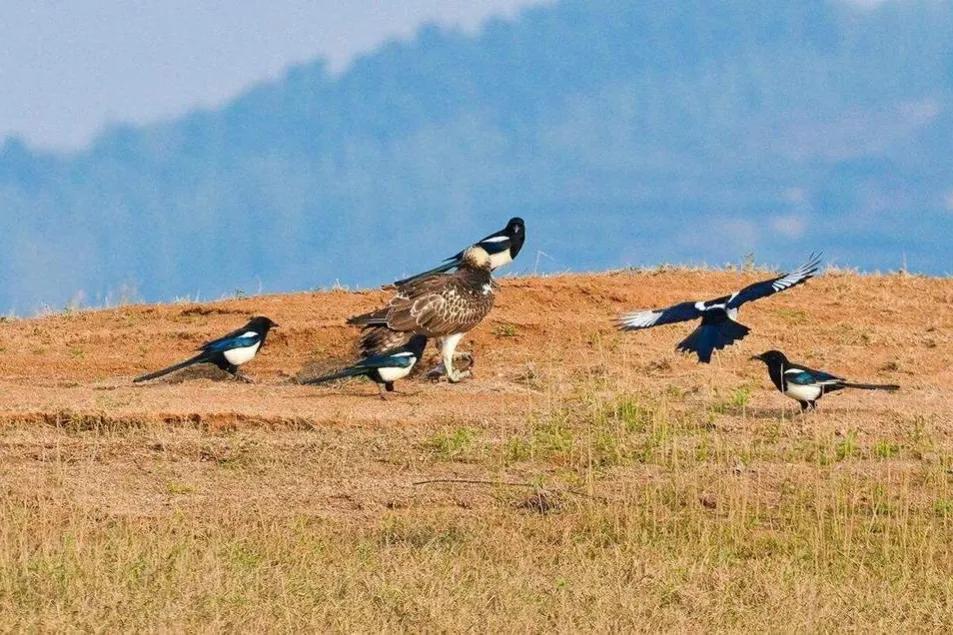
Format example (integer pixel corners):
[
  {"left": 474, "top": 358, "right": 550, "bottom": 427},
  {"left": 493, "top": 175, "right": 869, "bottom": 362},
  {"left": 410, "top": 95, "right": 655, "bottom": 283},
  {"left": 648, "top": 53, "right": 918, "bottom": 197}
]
[
  {"left": 357, "top": 326, "right": 412, "bottom": 357},
  {"left": 382, "top": 272, "right": 494, "bottom": 337}
]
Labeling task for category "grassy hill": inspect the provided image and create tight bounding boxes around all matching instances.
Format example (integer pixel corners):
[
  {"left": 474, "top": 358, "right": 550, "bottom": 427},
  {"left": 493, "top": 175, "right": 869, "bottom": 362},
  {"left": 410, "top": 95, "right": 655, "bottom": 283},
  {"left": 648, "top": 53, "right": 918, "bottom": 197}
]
[{"left": 0, "top": 269, "right": 951, "bottom": 629}]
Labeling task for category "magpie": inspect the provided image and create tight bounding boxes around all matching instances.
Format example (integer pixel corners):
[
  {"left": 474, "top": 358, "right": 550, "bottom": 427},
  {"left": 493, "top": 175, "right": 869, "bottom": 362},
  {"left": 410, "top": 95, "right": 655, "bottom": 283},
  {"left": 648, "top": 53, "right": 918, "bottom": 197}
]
[
  {"left": 133, "top": 316, "right": 277, "bottom": 383},
  {"left": 394, "top": 217, "right": 525, "bottom": 285},
  {"left": 349, "top": 246, "right": 496, "bottom": 383},
  {"left": 615, "top": 253, "right": 822, "bottom": 363},
  {"left": 751, "top": 350, "right": 899, "bottom": 411},
  {"left": 303, "top": 334, "right": 428, "bottom": 399}
]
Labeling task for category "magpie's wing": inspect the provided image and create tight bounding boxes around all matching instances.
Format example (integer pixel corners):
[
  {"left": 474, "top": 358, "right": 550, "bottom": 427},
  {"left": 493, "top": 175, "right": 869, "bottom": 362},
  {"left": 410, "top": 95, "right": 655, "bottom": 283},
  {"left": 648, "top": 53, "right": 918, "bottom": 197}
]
[
  {"left": 615, "top": 300, "right": 703, "bottom": 331},
  {"left": 475, "top": 234, "right": 513, "bottom": 256},
  {"left": 199, "top": 329, "right": 260, "bottom": 353},
  {"left": 357, "top": 350, "right": 417, "bottom": 370},
  {"left": 784, "top": 365, "right": 843, "bottom": 386},
  {"left": 727, "top": 253, "right": 821, "bottom": 309}
]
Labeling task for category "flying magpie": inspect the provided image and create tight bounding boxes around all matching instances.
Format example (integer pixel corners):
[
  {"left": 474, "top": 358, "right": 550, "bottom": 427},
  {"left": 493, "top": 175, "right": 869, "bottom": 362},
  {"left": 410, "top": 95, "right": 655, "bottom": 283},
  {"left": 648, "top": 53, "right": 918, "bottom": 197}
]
[
  {"left": 615, "top": 253, "right": 822, "bottom": 363},
  {"left": 133, "top": 316, "right": 277, "bottom": 383},
  {"left": 349, "top": 246, "right": 495, "bottom": 382},
  {"left": 751, "top": 350, "right": 899, "bottom": 411},
  {"left": 303, "top": 334, "right": 428, "bottom": 399},
  {"left": 394, "top": 217, "right": 525, "bottom": 285}
]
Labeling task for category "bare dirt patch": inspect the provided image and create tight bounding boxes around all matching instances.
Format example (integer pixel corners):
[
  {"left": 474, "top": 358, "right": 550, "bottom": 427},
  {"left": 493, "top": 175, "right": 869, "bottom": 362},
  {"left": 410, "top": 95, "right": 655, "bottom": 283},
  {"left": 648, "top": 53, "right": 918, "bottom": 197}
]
[{"left": 0, "top": 270, "right": 951, "bottom": 630}]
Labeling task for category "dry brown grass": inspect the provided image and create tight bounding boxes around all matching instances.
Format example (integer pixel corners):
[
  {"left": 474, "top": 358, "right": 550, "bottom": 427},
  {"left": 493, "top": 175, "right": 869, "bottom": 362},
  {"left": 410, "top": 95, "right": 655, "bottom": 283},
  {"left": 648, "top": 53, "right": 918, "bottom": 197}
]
[{"left": 0, "top": 270, "right": 951, "bottom": 631}]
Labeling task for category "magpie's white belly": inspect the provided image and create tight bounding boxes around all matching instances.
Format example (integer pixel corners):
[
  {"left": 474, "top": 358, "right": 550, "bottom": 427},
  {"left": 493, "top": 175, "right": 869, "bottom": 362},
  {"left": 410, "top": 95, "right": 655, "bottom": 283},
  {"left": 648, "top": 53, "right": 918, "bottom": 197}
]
[
  {"left": 784, "top": 383, "right": 822, "bottom": 402},
  {"left": 488, "top": 250, "right": 512, "bottom": 270},
  {"left": 378, "top": 363, "right": 414, "bottom": 382},
  {"left": 223, "top": 342, "right": 260, "bottom": 366}
]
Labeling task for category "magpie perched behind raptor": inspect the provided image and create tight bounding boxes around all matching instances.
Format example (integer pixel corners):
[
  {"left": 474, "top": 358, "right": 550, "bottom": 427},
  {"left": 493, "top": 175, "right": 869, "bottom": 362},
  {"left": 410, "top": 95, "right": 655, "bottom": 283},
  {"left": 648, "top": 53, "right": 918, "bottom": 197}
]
[
  {"left": 348, "top": 246, "right": 496, "bottom": 382},
  {"left": 751, "top": 350, "right": 899, "bottom": 411},
  {"left": 303, "top": 335, "right": 428, "bottom": 399},
  {"left": 394, "top": 217, "right": 525, "bottom": 286},
  {"left": 133, "top": 316, "right": 277, "bottom": 382},
  {"left": 615, "top": 253, "right": 822, "bottom": 363}
]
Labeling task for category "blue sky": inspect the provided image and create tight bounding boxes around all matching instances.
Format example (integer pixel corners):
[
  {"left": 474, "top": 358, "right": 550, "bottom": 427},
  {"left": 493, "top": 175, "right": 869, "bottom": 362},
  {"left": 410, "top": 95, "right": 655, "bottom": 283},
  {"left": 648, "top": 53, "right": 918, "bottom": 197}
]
[{"left": 0, "top": 0, "right": 546, "bottom": 150}]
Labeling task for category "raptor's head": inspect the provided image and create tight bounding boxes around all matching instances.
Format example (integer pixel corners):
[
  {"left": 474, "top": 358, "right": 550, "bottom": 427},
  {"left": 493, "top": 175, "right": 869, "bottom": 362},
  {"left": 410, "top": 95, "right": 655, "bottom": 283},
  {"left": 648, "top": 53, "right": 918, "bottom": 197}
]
[{"left": 461, "top": 246, "right": 492, "bottom": 270}]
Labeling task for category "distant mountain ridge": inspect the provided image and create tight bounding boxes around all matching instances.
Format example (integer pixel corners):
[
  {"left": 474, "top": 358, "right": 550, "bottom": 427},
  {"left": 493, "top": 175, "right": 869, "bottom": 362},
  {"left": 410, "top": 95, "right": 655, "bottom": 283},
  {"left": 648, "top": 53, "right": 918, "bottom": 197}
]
[{"left": 1, "top": 0, "right": 952, "bottom": 312}]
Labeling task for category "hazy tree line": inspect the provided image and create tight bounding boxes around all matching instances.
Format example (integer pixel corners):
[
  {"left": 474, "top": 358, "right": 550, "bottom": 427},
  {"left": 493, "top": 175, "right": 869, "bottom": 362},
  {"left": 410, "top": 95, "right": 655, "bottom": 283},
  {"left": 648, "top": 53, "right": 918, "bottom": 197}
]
[{"left": 1, "top": 0, "right": 952, "bottom": 312}]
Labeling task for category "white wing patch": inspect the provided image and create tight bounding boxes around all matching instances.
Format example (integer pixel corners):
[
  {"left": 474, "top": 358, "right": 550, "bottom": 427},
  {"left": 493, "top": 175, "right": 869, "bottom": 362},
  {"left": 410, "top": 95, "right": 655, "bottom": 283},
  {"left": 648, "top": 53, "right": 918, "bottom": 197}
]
[
  {"left": 618, "top": 310, "right": 664, "bottom": 329},
  {"left": 772, "top": 261, "right": 816, "bottom": 292},
  {"left": 482, "top": 235, "right": 509, "bottom": 243}
]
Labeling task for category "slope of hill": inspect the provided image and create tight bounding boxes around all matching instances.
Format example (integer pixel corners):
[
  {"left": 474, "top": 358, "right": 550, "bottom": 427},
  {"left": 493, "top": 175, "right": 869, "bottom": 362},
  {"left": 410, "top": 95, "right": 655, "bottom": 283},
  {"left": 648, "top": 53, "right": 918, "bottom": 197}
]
[
  {"left": 0, "top": 270, "right": 951, "bottom": 628},
  {"left": 1, "top": 0, "right": 952, "bottom": 313}
]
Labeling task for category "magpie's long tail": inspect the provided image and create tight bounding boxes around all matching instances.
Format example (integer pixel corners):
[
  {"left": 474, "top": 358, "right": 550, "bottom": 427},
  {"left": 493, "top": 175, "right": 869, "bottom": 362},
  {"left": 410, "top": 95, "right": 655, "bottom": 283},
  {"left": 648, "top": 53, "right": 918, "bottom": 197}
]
[
  {"left": 393, "top": 260, "right": 457, "bottom": 286},
  {"left": 133, "top": 354, "right": 207, "bottom": 383},
  {"left": 843, "top": 382, "right": 900, "bottom": 392},
  {"left": 302, "top": 366, "right": 368, "bottom": 385},
  {"left": 677, "top": 320, "right": 751, "bottom": 364}
]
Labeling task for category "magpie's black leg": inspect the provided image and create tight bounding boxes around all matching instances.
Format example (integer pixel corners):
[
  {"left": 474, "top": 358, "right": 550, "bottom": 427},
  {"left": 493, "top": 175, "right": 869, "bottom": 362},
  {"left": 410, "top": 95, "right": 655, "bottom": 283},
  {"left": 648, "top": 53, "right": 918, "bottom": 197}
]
[
  {"left": 799, "top": 401, "right": 810, "bottom": 412},
  {"left": 385, "top": 382, "right": 395, "bottom": 392},
  {"left": 377, "top": 382, "right": 388, "bottom": 401},
  {"left": 226, "top": 364, "right": 253, "bottom": 383}
]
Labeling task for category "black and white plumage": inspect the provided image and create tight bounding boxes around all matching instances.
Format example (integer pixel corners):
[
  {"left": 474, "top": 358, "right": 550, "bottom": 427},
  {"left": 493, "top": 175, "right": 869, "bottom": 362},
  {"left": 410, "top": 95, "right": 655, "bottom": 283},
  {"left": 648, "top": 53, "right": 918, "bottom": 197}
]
[
  {"left": 752, "top": 350, "right": 899, "bottom": 411},
  {"left": 133, "top": 316, "right": 277, "bottom": 383},
  {"left": 394, "top": 217, "right": 525, "bottom": 286},
  {"left": 348, "top": 246, "right": 495, "bottom": 382},
  {"left": 615, "top": 253, "right": 822, "bottom": 363},
  {"left": 303, "top": 335, "right": 428, "bottom": 399}
]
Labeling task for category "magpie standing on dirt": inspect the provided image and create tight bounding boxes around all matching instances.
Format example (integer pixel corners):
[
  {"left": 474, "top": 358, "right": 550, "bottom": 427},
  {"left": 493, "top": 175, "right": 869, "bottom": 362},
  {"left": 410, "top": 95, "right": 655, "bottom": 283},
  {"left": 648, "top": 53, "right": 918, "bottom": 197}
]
[
  {"left": 394, "top": 217, "right": 525, "bottom": 285},
  {"left": 615, "top": 253, "right": 822, "bottom": 363},
  {"left": 349, "top": 246, "right": 496, "bottom": 382},
  {"left": 303, "top": 335, "right": 428, "bottom": 399},
  {"left": 133, "top": 316, "right": 278, "bottom": 383},
  {"left": 751, "top": 350, "right": 899, "bottom": 411}
]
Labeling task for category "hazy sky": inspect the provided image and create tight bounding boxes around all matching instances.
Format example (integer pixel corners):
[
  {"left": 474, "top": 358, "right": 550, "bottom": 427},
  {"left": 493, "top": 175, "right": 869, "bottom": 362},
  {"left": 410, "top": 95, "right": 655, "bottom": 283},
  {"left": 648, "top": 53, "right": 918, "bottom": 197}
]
[{"left": 0, "top": 1, "right": 545, "bottom": 150}]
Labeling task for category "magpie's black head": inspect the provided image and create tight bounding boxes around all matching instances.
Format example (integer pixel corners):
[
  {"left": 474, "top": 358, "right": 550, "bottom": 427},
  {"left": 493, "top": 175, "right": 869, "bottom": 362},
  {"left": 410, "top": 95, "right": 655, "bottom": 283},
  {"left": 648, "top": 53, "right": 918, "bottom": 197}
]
[
  {"left": 247, "top": 316, "right": 278, "bottom": 334},
  {"left": 406, "top": 334, "right": 428, "bottom": 356},
  {"left": 751, "top": 350, "right": 787, "bottom": 367},
  {"left": 505, "top": 217, "right": 526, "bottom": 257}
]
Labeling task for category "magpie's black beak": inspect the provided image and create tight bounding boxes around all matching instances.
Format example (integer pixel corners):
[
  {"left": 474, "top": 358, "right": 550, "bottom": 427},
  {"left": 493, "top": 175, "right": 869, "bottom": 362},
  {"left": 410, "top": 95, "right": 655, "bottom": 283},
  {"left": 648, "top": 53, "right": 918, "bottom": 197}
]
[{"left": 750, "top": 354, "right": 763, "bottom": 362}]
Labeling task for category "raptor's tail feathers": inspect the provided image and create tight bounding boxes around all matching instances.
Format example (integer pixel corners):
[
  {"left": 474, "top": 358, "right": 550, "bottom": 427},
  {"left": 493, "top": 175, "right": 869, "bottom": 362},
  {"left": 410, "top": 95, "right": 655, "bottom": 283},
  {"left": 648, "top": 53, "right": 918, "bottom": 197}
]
[
  {"left": 346, "top": 308, "right": 389, "bottom": 327},
  {"left": 133, "top": 354, "right": 206, "bottom": 383},
  {"left": 676, "top": 320, "right": 751, "bottom": 364}
]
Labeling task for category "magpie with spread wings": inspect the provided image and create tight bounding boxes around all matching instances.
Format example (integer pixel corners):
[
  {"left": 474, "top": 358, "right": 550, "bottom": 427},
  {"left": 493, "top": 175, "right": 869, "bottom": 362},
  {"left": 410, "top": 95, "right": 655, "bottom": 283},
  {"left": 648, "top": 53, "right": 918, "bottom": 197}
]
[{"left": 615, "top": 253, "right": 822, "bottom": 363}]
